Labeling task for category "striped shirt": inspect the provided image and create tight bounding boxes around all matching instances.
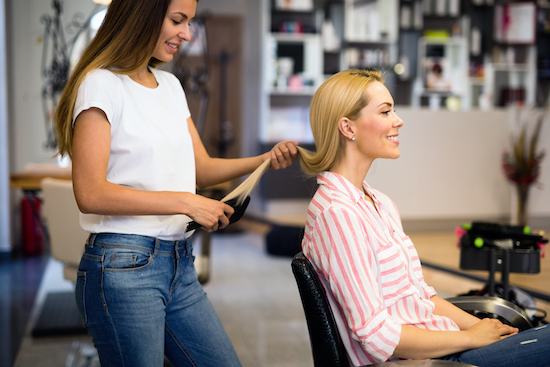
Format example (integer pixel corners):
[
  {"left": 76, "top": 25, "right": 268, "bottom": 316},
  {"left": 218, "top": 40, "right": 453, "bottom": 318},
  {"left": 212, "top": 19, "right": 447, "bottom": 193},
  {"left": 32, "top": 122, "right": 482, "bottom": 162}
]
[{"left": 302, "top": 172, "right": 459, "bottom": 366}]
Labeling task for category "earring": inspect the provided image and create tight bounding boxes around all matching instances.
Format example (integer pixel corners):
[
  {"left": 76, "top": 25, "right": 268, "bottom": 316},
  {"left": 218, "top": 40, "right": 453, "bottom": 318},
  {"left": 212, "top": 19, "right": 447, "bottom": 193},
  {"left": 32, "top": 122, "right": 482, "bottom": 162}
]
[{"left": 351, "top": 137, "right": 356, "bottom": 141}]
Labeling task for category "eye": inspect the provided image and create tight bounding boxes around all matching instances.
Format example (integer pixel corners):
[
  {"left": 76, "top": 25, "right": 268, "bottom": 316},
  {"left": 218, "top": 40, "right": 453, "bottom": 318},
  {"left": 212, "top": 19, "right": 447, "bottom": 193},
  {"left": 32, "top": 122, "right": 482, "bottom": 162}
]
[
  {"left": 172, "top": 19, "right": 182, "bottom": 25},
  {"left": 382, "top": 110, "right": 391, "bottom": 115}
]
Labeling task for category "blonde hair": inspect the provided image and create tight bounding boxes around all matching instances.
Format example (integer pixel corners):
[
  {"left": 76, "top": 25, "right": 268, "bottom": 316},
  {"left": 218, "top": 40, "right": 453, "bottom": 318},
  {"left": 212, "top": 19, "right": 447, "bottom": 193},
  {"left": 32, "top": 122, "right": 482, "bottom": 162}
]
[
  {"left": 55, "top": 0, "right": 174, "bottom": 158},
  {"left": 223, "top": 69, "right": 384, "bottom": 205},
  {"left": 221, "top": 158, "right": 271, "bottom": 205},
  {"left": 297, "top": 69, "right": 384, "bottom": 176}
]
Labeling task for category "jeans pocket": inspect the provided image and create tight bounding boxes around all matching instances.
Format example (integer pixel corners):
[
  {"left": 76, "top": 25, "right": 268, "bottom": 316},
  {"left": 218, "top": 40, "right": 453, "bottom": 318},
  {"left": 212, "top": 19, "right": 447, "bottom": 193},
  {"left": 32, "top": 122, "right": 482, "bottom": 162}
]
[
  {"left": 103, "top": 246, "right": 153, "bottom": 272},
  {"left": 75, "top": 270, "right": 87, "bottom": 325}
]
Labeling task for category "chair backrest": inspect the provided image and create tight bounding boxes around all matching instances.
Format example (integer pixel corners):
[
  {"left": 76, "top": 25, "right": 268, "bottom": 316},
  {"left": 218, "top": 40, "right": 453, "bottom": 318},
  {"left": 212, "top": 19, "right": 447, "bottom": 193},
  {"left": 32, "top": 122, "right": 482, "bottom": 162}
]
[
  {"left": 291, "top": 252, "right": 348, "bottom": 367},
  {"left": 41, "top": 178, "right": 87, "bottom": 268}
]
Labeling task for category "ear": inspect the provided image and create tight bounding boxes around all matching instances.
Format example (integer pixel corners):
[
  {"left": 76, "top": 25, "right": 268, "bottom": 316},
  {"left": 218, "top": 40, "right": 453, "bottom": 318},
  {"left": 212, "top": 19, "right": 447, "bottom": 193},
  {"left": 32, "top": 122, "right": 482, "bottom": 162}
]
[{"left": 338, "top": 117, "right": 355, "bottom": 141}]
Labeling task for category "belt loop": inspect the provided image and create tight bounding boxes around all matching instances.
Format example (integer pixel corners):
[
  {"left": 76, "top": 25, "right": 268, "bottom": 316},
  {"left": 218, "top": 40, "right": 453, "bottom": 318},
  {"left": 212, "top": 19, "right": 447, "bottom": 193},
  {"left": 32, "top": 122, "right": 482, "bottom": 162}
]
[
  {"left": 186, "top": 239, "right": 192, "bottom": 257},
  {"left": 153, "top": 238, "right": 160, "bottom": 257},
  {"left": 86, "top": 233, "right": 98, "bottom": 247}
]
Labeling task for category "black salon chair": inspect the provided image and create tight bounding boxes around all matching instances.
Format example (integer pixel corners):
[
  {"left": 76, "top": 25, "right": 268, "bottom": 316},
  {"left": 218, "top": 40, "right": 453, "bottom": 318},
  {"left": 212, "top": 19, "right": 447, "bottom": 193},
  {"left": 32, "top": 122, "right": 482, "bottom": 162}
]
[
  {"left": 291, "top": 252, "right": 348, "bottom": 367},
  {"left": 291, "top": 252, "right": 478, "bottom": 367}
]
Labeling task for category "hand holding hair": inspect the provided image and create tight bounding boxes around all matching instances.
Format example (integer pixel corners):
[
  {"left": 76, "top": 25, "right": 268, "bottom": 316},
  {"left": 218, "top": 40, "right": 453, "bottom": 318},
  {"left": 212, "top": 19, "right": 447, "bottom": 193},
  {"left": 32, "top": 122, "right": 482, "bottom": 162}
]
[
  {"left": 187, "top": 140, "right": 300, "bottom": 232},
  {"left": 269, "top": 140, "right": 299, "bottom": 170}
]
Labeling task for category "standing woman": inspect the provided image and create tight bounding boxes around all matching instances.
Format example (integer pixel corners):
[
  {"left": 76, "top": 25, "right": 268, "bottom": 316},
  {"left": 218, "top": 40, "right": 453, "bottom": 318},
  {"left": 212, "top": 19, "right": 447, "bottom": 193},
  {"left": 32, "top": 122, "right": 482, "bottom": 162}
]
[
  {"left": 55, "top": 0, "right": 298, "bottom": 366},
  {"left": 296, "top": 69, "right": 549, "bottom": 366}
]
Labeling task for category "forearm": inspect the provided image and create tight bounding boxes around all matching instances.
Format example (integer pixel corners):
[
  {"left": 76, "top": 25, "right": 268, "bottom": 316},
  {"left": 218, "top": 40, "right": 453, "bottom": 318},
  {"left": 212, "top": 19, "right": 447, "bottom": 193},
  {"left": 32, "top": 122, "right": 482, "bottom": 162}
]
[
  {"left": 431, "top": 295, "right": 480, "bottom": 330},
  {"left": 73, "top": 178, "right": 194, "bottom": 216},
  {"left": 195, "top": 154, "right": 266, "bottom": 189},
  {"left": 393, "top": 326, "right": 473, "bottom": 359}
]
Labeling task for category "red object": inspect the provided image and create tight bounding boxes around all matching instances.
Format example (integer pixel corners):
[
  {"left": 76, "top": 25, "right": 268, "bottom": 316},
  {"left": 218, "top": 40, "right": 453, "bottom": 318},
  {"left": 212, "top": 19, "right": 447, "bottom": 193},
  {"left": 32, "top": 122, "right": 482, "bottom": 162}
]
[{"left": 21, "top": 195, "right": 44, "bottom": 254}]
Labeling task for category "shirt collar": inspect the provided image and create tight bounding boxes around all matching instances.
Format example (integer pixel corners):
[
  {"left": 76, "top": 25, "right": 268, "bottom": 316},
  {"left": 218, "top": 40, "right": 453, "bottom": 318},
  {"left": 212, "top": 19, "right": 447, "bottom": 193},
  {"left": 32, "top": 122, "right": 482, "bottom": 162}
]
[{"left": 317, "top": 171, "right": 365, "bottom": 204}]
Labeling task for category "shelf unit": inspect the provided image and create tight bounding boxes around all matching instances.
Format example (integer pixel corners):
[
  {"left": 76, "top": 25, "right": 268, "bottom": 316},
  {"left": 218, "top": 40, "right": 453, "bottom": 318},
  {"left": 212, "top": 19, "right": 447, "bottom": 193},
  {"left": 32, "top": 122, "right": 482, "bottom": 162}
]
[
  {"left": 261, "top": 0, "right": 400, "bottom": 144},
  {"left": 413, "top": 36, "right": 469, "bottom": 109},
  {"left": 260, "top": 0, "right": 549, "bottom": 145}
]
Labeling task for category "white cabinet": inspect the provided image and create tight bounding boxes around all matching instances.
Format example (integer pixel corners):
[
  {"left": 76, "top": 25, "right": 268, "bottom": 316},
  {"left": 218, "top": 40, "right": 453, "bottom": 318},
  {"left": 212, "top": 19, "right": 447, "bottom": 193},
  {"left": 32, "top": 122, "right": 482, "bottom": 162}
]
[
  {"left": 483, "top": 45, "right": 537, "bottom": 108},
  {"left": 413, "top": 36, "right": 469, "bottom": 109},
  {"left": 344, "top": 0, "right": 399, "bottom": 43},
  {"left": 265, "top": 32, "right": 323, "bottom": 95}
]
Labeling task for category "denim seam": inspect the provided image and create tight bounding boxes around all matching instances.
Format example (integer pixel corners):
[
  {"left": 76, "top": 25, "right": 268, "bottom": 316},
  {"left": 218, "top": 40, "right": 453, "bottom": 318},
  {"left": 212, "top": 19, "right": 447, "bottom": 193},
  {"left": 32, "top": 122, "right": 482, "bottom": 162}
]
[
  {"left": 98, "top": 245, "right": 127, "bottom": 366},
  {"left": 165, "top": 322, "right": 199, "bottom": 367},
  {"left": 103, "top": 253, "right": 154, "bottom": 273},
  {"left": 93, "top": 241, "right": 155, "bottom": 253}
]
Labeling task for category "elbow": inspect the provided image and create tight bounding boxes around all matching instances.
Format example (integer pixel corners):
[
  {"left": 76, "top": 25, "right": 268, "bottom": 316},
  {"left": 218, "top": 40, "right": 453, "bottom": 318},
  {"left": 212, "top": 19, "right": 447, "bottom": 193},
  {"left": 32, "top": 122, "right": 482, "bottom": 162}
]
[
  {"left": 75, "top": 197, "right": 95, "bottom": 214},
  {"left": 74, "top": 190, "right": 102, "bottom": 214},
  {"left": 195, "top": 180, "right": 208, "bottom": 190}
]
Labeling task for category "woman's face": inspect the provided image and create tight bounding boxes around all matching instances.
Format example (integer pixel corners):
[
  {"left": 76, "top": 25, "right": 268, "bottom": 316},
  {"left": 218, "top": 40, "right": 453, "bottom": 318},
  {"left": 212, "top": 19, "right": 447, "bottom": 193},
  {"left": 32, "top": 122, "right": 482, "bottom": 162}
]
[
  {"left": 152, "top": 0, "right": 197, "bottom": 62},
  {"left": 350, "top": 81, "right": 404, "bottom": 162}
]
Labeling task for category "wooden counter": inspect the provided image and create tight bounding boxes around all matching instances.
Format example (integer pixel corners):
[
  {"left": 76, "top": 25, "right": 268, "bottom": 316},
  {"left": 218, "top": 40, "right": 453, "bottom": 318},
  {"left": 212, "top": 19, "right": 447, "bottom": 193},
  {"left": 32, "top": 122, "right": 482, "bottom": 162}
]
[{"left": 10, "top": 163, "right": 71, "bottom": 191}]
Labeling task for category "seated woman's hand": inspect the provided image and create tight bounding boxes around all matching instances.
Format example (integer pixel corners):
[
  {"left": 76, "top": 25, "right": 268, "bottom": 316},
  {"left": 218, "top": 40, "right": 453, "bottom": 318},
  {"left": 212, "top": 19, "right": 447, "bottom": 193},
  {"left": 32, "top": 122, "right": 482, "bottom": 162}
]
[
  {"left": 268, "top": 140, "right": 299, "bottom": 170},
  {"left": 466, "top": 318, "right": 519, "bottom": 349}
]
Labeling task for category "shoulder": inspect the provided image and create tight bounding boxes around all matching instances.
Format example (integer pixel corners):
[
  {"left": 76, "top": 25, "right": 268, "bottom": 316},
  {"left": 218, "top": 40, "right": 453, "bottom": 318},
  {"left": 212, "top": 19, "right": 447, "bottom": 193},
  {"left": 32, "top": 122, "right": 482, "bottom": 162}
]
[
  {"left": 310, "top": 186, "right": 364, "bottom": 227},
  {"left": 80, "top": 68, "right": 124, "bottom": 93},
  {"left": 84, "top": 68, "right": 122, "bottom": 84}
]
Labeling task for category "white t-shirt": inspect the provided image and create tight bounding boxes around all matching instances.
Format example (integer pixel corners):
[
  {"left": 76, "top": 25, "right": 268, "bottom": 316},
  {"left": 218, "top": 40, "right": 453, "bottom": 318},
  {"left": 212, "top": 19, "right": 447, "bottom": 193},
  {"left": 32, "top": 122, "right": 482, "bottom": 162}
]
[{"left": 73, "top": 68, "right": 195, "bottom": 240}]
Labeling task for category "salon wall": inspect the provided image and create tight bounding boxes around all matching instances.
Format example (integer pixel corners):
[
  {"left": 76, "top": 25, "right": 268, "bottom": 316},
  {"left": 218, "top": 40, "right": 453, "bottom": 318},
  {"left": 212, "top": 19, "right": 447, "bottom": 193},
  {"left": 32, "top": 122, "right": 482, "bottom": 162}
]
[
  {"left": 366, "top": 108, "right": 550, "bottom": 229},
  {"left": 265, "top": 108, "right": 550, "bottom": 230}
]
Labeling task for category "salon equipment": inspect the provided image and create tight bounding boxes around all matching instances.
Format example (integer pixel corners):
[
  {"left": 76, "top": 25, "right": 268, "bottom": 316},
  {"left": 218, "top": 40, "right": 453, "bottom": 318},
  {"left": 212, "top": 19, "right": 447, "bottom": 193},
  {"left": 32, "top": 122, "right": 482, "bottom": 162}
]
[
  {"left": 446, "top": 296, "right": 533, "bottom": 331},
  {"left": 455, "top": 221, "right": 547, "bottom": 328},
  {"left": 459, "top": 221, "right": 546, "bottom": 301}
]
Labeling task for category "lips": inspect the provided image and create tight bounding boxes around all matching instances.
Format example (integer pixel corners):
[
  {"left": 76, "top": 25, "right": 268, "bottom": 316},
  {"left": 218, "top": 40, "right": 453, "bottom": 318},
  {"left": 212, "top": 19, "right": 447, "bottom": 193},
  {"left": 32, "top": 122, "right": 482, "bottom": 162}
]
[
  {"left": 166, "top": 42, "right": 179, "bottom": 51},
  {"left": 387, "top": 135, "right": 399, "bottom": 142}
]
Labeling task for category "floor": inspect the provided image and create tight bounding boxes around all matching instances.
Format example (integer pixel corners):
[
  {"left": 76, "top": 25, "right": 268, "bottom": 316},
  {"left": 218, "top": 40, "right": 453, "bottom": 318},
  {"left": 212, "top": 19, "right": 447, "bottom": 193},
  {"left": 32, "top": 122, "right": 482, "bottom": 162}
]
[{"left": 3, "top": 221, "right": 550, "bottom": 367}]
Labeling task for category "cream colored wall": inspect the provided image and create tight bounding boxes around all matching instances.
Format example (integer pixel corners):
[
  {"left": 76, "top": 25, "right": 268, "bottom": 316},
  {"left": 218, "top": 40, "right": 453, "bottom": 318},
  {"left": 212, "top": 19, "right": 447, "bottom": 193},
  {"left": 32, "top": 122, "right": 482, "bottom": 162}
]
[
  {"left": 366, "top": 108, "right": 550, "bottom": 226},
  {"left": 266, "top": 108, "right": 550, "bottom": 229}
]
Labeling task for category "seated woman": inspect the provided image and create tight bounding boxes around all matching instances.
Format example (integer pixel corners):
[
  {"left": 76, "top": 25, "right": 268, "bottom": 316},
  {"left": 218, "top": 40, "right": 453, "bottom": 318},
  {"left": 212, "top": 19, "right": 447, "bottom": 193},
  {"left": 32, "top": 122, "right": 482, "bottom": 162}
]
[{"left": 296, "top": 69, "right": 549, "bottom": 366}]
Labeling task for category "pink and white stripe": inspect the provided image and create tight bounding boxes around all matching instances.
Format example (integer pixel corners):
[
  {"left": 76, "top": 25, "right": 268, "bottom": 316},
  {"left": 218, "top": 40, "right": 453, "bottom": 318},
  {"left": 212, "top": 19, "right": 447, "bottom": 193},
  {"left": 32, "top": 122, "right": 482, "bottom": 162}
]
[{"left": 302, "top": 171, "right": 459, "bottom": 366}]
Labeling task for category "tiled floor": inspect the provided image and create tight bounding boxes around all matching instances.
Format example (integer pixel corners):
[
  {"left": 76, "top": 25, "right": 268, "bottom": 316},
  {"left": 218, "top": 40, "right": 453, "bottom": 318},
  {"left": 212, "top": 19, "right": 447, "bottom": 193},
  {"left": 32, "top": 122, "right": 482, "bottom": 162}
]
[{"left": 5, "top": 224, "right": 550, "bottom": 367}]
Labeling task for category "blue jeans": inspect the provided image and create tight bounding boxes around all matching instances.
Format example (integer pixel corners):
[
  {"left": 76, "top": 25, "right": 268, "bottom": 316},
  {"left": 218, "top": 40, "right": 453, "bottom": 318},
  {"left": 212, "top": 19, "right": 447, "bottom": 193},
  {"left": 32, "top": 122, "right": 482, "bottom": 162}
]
[
  {"left": 440, "top": 324, "right": 550, "bottom": 366},
  {"left": 75, "top": 233, "right": 242, "bottom": 367}
]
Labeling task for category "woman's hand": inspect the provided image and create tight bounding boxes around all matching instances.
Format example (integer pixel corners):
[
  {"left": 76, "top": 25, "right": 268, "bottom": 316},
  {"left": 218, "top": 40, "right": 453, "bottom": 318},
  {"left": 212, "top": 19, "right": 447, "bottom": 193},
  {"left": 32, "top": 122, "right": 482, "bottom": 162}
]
[
  {"left": 395, "top": 318, "right": 518, "bottom": 360},
  {"left": 181, "top": 193, "right": 235, "bottom": 232},
  {"left": 465, "top": 318, "right": 518, "bottom": 349},
  {"left": 267, "top": 140, "right": 299, "bottom": 170}
]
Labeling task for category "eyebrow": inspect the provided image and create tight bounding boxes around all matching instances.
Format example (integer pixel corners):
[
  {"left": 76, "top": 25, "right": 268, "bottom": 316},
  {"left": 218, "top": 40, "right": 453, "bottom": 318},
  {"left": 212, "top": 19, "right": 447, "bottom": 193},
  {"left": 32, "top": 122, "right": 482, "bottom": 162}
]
[
  {"left": 172, "top": 12, "right": 189, "bottom": 19},
  {"left": 378, "top": 102, "right": 393, "bottom": 108}
]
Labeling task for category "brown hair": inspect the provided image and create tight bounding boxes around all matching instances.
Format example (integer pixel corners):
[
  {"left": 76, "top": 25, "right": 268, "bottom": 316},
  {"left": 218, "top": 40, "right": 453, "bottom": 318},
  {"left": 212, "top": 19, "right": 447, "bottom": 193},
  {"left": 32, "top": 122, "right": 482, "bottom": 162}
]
[{"left": 55, "top": 0, "right": 173, "bottom": 158}]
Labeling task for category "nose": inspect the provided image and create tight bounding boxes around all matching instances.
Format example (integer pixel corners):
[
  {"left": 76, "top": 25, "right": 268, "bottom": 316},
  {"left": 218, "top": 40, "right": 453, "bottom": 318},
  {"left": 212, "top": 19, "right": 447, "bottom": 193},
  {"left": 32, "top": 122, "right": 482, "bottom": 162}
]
[
  {"left": 393, "top": 111, "right": 404, "bottom": 128},
  {"left": 179, "top": 23, "right": 192, "bottom": 42}
]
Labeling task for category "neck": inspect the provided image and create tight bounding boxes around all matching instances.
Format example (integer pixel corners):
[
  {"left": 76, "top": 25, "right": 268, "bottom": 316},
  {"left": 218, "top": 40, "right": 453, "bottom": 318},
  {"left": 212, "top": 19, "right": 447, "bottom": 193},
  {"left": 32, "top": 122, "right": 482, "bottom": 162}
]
[
  {"left": 129, "top": 64, "right": 157, "bottom": 88},
  {"left": 330, "top": 152, "right": 373, "bottom": 191}
]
